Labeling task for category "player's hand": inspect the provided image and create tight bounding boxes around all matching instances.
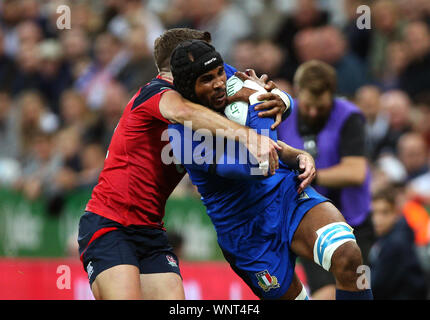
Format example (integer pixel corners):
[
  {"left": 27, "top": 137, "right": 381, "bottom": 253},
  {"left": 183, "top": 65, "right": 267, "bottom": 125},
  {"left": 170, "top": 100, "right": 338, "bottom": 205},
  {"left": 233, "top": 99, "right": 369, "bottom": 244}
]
[
  {"left": 246, "top": 130, "right": 281, "bottom": 176},
  {"left": 237, "top": 69, "right": 269, "bottom": 88},
  {"left": 254, "top": 91, "right": 285, "bottom": 130},
  {"left": 296, "top": 153, "right": 316, "bottom": 194},
  {"left": 225, "top": 86, "right": 256, "bottom": 105},
  {"left": 234, "top": 70, "right": 287, "bottom": 130}
]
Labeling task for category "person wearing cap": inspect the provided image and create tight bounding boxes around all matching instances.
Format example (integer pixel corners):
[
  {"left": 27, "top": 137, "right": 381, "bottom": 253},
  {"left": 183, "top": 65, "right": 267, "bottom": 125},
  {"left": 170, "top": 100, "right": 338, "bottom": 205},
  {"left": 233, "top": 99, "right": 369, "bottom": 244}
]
[
  {"left": 168, "top": 40, "right": 373, "bottom": 300},
  {"left": 77, "top": 28, "right": 289, "bottom": 300}
]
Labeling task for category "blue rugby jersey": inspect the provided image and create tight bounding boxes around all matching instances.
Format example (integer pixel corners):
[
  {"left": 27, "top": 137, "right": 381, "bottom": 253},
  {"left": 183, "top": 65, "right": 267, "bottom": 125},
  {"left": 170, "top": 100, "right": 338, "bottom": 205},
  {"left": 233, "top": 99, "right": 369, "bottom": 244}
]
[{"left": 168, "top": 94, "right": 295, "bottom": 236}]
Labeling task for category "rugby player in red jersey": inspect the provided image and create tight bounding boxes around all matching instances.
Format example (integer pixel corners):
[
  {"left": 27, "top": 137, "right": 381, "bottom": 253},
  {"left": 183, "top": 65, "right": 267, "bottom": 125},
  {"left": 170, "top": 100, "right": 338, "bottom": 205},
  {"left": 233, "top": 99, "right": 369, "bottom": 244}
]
[{"left": 78, "top": 28, "right": 289, "bottom": 300}]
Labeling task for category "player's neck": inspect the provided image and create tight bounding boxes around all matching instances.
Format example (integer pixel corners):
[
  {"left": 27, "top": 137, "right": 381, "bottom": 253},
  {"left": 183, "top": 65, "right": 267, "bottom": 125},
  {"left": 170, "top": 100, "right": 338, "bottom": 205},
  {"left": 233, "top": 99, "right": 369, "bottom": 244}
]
[{"left": 158, "top": 71, "right": 174, "bottom": 84}]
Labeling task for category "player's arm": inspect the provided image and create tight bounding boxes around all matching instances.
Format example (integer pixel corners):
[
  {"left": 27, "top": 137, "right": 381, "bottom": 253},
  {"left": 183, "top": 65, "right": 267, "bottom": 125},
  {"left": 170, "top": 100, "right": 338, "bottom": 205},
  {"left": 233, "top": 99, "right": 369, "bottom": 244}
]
[
  {"left": 314, "top": 114, "right": 367, "bottom": 188},
  {"left": 277, "top": 140, "right": 316, "bottom": 194},
  {"left": 168, "top": 123, "right": 270, "bottom": 179},
  {"left": 213, "top": 139, "right": 272, "bottom": 180},
  {"left": 160, "top": 90, "right": 280, "bottom": 175}
]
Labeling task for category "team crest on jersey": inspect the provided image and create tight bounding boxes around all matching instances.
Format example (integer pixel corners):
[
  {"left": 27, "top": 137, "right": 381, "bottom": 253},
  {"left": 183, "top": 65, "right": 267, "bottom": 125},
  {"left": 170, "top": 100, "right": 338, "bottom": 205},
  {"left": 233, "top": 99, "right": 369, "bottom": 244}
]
[
  {"left": 255, "top": 270, "right": 280, "bottom": 292},
  {"left": 166, "top": 255, "right": 178, "bottom": 268}
]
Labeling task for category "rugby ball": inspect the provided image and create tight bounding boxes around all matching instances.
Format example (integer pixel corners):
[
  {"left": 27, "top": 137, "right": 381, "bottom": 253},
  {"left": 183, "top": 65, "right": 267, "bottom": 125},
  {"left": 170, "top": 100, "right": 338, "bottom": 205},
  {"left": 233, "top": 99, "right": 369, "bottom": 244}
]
[{"left": 224, "top": 76, "right": 249, "bottom": 126}]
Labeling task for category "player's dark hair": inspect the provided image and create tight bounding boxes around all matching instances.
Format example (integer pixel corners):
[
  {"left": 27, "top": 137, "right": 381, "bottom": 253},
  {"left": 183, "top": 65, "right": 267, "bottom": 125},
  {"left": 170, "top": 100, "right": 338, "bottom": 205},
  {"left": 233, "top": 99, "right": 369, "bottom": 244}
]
[
  {"left": 154, "top": 28, "right": 212, "bottom": 72},
  {"left": 170, "top": 40, "right": 223, "bottom": 103},
  {"left": 294, "top": 60, "right": 337, "bottom": 96}
]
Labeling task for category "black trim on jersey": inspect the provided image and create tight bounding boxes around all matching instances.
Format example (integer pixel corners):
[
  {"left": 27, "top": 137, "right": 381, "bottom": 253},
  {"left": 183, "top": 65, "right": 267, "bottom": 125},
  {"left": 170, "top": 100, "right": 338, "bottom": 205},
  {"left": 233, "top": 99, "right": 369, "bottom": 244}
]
[{"left": 131, "top": 78, "right": 175, "bottom": 110}]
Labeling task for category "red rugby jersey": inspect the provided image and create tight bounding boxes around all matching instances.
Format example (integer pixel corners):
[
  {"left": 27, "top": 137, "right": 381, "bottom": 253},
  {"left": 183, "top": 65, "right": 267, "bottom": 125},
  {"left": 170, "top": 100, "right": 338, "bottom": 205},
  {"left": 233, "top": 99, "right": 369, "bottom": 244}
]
[{"left": 85, "top": 76, "right": 186, "bottom": 228}]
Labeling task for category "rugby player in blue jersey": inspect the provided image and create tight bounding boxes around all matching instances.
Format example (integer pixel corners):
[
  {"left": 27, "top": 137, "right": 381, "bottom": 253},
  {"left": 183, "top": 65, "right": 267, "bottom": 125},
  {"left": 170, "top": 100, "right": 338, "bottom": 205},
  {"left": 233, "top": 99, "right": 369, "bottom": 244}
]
[{"left": 168, "top": 40, "right": 374, "bottom": 300}]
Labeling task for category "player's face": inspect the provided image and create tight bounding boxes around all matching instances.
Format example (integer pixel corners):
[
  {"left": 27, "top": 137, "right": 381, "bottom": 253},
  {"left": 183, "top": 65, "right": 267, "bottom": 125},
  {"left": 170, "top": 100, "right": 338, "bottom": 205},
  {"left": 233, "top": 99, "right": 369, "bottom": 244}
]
[
  {"left": 194, "top": 65, "right": 227, "bottom": 110},
  {"left": 297, "top": 89, "right": 333, "bottom": 128}
]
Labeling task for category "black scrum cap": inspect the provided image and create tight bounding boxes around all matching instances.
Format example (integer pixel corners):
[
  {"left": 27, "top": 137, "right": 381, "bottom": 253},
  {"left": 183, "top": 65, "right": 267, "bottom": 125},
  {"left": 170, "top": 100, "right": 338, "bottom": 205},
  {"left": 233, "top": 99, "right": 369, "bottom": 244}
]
[{"left": 170, "top": 40, "right": 224, "bottom": 102}]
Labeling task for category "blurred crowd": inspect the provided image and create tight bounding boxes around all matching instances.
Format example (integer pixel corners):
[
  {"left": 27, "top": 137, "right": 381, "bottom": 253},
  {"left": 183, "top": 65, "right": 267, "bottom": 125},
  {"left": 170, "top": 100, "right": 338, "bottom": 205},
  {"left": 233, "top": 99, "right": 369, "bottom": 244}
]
[{"left": 0, "top": 0, "right": 430, "bottom": 298}]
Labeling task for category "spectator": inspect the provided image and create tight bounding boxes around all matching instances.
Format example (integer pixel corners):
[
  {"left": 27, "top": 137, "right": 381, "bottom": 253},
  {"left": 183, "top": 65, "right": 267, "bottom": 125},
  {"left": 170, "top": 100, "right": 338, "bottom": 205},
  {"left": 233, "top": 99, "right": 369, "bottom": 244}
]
[
  {"left": 251, "top": 0, "right": 286, "bottom": 41},
  {"left": 397, "top": 132, "right": 429, "bottom": 182},
  {"left": 368, "top": 0, "right": 405, "bottom": 82},
  {"left": 398, "top": 21, "right": 430, "bottom": 103},
  {"left": 107, "top": 0, "right": 164, "bottom": 52},
  {"left": 0, "top": 91, "right": 18, "bottom": 159},
  {"left": 54, "top": 127, "right": 83, "bottom": 192},
  {"left": 74, "top": 32, "right": 129, "bottom": 110},
  {"left": 294, "top": 26, "right": 368, "bottom": 97},
  {"left": 78, "top": 143, "right": 105, "bottom": 189},
  {"left": 84, "top": 81, "right": 127, "bottom": 149},
  {"left": 355, "top": 85, "right": 389, "bottom": 161},
  {"left": 254, "top": 40, "right": 293, "bottom": 81},
  {"left": 318, "top": 26, "right": 368, "bottom": 97},
  {"left": 12, "top": 43, "right": 42, "bottom": 96},
  {"left": 382, "top": 40, "right": 409, "bottom": 90},
  {"left": 59, "top": 28, "right": 93, "bottom": 91},
  {"left": 0, "top": 0, "right": 23, "bottom": 57},
  {"left": 0, "top": 91, "right": 21, "bottom": 186},
  {"left": 0, "top": 28, "right": 17, "bottom": 92},
  {"left": 20, "top": 0, "right": 48, "bottom": 30},
  {"left": 18, "top": 131, "right": 62, "bottom": 200},
  {"left": 16, "top": 20, "right": 42, "bottom": 49},
  {"left": 115, "top": 26, "right": 158, "bottom": 94},
  {"left": 231, "top": 37, "right": 258, "bottom": 73},
  {"left": 37, "top": 39, "right": 73, "bottom": 114},
  {"left": 54, "top": 133, "right": 104, "bottom": 193},
  {"left": 158, "top": 0, "right": 197, "bottom": 29},
  {"left": 412, "top": 103, "right": 430, "bottom": 148},
  {"left": 274, "top": 0, "right": 330, "bottom": 68},
  {"left": 294, "top": 28, "right": 324, "bottom": 62},
  {"left": 67, "top": 1, "right": 103, "bottom": 36},
  {"left": 195, "top": 0, "right": 252, "bottom": 62},
  {"left": 378, "top": 90, "right": 413, "bottom": 155},
  {"left": 15, "top": 91, "right": 59, "bottom": 160},
  {"left": 59, "top": 28, "right": 91, "bottom": 69},
  {"left": 59, "top": 89, "right": 95, "bottom": 135},
  {"left": 396, "top": 0, "right": 430, "bottom": 24},
  {"left": 369, "top": 187, "right": 428, "bottom": 300}
]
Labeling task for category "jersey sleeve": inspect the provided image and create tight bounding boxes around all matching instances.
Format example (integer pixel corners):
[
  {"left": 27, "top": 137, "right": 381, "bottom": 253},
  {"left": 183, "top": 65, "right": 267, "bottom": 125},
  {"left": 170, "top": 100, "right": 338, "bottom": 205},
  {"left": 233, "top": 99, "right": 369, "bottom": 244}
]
[
  {"left": 215, "top": 101, "right": 278, "bottom": 179},
  {"left": 168, "top": 123, "right": 213, "bottom": 172},
  {"left": 131, "top": 82, "right": 174, "bottom": 124},
  {"left": 247, "top": 102, "right": 278, "bottom": 141},
  {"left": 168, "top": 122, "right": 269, "bottom": 180},
  {"left": 213, "top": 138, "right": 268, "bottom": 180},
  {"left": 150, "top": 89, "right": 174, "bottom": 124}
]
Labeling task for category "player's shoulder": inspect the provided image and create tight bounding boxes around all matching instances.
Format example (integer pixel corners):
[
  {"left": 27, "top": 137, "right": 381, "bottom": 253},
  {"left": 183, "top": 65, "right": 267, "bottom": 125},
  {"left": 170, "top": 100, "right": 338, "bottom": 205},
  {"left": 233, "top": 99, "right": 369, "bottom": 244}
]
[{"left": 132, "top": 77, "right": 175, "bottom": 110}]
